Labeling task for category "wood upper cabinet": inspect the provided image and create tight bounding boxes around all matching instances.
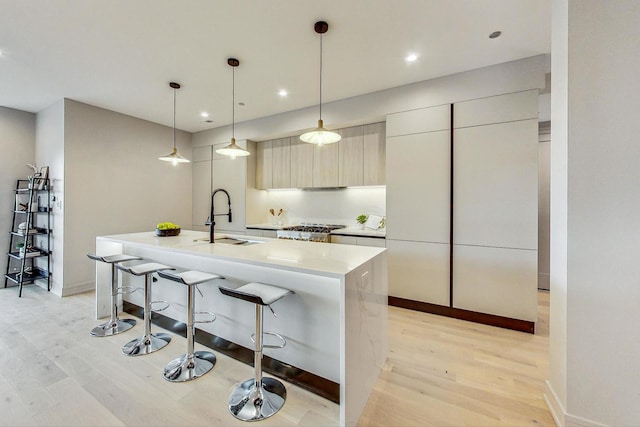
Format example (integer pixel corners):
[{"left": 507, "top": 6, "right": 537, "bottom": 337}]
[
  {"left": 271, "top": 137, "right": 291, "bottom": 188},
  {"left": 254, "top": 122, "right": 386, "bottom": 189},
  {"left": 290, "top": 138, "right": 314, "bottom": 188},
  {"left": 255, "top": 140, "right": 272, "bottom": 190},
  {"left": 313, "top": 142, "right": 339, "bottom": 187},
  {"left": 363, "top": 122, "right": 386, "bottom": 185},
  {"left": 338, "top": 126, "right": 364, "bottom": 187}
]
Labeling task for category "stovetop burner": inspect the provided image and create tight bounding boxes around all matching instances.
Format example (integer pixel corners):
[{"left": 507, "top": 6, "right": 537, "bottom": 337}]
[{"left": 283, "top": 223, "right": 346, "bottom": 233}]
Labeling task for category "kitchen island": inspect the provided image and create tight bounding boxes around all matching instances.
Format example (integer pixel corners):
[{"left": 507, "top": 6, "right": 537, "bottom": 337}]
[{"left": 94, "top": 230, "right": 387, "bottom": 427}]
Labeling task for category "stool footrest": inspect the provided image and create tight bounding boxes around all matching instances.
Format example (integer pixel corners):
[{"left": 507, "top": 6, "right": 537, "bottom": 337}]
[
  {"left": 194, "top": 311, "right": 216, "bottom": 324},
  {"left": 251, "top": 331, "right": 286, "bottom": 349},
  {"left": 150, "top": 300, "right": 170, "bottom": 312},
  {"left": 116, "top": 285, "right": 138, "bottom": 295}
]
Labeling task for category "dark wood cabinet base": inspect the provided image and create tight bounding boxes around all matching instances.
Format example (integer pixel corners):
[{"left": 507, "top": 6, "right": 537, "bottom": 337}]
[{"left": 388, "top": 296, "right": 535, "bottom": 334}]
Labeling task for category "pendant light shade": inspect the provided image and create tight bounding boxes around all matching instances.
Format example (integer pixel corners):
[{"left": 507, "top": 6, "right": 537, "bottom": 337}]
[
  {"left": 300, "top": 21, "right": 341, "bottom": 146},
  {"left": 216, "top": 58, "right": 250, "bottom": 159},
  {"left": 159, "top": 82, "right": 190, "bottom": 165}
]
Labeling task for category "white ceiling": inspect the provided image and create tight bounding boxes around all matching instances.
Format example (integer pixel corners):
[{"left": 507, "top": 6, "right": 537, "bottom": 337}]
[{"left": 0, "top": 0, "right": 550, "bottom": 133}]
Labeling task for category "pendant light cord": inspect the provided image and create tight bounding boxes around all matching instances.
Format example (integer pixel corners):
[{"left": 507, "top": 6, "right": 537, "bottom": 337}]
[
  {"left": 172, "top": 87, "right": 177, "bottom": 149},
  {"left": 319, "top": 32, "right": 323, "bottom": 121},
  {"left": 232, "top": 65, "right": 235, "bottom": 139}
]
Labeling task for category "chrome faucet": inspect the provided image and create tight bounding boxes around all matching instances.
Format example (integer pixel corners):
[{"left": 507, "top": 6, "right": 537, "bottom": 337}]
[{"left": 205, "top": 188, "right": 232, "bottom": 243}]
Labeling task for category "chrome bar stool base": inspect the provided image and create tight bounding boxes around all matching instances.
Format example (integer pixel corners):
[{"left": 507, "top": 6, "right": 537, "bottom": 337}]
[
  {"left": 219, "top": 282, "right": 294, "bottom": 422},
  {"left": 163, "top": 351, "right": 216, "bottom": 382},
  {"left": 87, "top": 253, "right": 142, "bottom": 337},
  {"left": 158, "top": 269, "right": 224, "bottom": 382},
  {"left": 229, "top": 378, "right": 287, "bottom": 422},
  {"left": 122, "top": 332, "right": 172, "bottom": 356},
  {"left": 115, "top": 262, "right": 175, "bottom": 357},
  {"left": 90, "top": 318, "right": 136, "bottom": 337}
]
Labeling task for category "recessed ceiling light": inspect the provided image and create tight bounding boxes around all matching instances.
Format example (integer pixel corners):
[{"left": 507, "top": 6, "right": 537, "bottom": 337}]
[
  {"left": 489, "top": 31, "right": 502, "bottom": 39},
  {"left": 278, "top": 89, "right": 288, "bottom": 97},
  {"left": 200, "top": 112, "right": 209, "bottom": 118},
  {"left": 405, "top": 53, "right": 418, "bottom": 62}
]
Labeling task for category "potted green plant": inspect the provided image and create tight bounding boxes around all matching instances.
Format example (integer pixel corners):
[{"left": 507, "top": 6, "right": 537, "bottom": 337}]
[{"left": 356, "top": 214, "right": 368, "bottom": 229}]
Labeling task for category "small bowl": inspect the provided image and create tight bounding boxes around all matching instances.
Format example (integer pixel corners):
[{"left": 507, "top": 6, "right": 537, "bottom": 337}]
[{"left": 156, "top": 228, "right": 180, "bottom": 237}]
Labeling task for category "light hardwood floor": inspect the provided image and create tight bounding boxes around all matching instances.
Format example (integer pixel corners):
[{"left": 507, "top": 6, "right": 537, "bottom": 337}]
[{"left": 0, "top": 286, "right": 552, "bottom": 426}]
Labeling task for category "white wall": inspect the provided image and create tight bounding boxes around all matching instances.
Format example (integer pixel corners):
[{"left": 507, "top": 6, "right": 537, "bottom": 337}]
[
  {"left": 35, "top": 101, "right": 65, "bottom": 295},
  {"left": 547, "top": 1, "right": 640, "bottom": 425},
  {"left": 34, "top": 99, "right": 193, "bottom": 296},
  {"left": 0, "top": 106, "right": 36, "bottom": 279},
  {"left": 193, "top": 55, "right": 547, "bottom": 146}
]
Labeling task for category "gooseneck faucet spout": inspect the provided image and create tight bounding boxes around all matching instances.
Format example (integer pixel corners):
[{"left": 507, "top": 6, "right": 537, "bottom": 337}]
[{"left": 205, "top": 188, "right": 232, "bottom": 243}]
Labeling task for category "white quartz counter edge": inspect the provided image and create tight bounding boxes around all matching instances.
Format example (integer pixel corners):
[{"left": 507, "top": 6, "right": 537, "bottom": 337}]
[
  {"left": 245, "top": 223, "right": 287, "bottom": 230},
  {"left": 98, "top": 230, "right": 385, "bottom": 278},
  {"left": 331, "top": 227, "right": 386, "bottom": 238}
]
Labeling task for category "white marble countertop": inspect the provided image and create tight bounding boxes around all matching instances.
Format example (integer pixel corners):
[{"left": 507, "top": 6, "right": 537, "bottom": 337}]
[
  {"left": 98, "top": 229, "right": 385, "bottom": 278},
  {"left": 330, "top": 227, "right": 386, "bottom": 238}
]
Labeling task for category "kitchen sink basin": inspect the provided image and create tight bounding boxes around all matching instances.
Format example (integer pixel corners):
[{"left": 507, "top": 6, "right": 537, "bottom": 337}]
[{"left": 193, "top": 237, "right": 263, "bottom": 246}]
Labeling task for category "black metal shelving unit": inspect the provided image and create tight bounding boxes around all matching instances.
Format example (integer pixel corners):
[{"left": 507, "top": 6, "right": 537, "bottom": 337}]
[{"left": 4, "top": 178, "right": 51, "bottom": 297}]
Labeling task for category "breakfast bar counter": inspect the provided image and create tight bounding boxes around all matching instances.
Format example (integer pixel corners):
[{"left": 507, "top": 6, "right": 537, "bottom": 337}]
[{"left": 94, "top": 230, "right": 387, "bottom": 426}]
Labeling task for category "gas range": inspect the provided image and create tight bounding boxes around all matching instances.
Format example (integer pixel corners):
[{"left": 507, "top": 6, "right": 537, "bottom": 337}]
[{"left": 276, "top": 223, "right": 346, "bottom": 243}]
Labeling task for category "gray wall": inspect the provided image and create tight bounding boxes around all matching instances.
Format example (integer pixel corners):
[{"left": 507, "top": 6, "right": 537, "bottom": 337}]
[
  {"left": 35, "top": 99, "right": 193, "bottom": 296},
  {"left": 0, "top": 106, "right": 36, "bottom": 279}
]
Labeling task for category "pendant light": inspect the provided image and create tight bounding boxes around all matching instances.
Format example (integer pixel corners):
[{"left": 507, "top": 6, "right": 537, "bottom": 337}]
[
  {"left": 159, "top": 82, "right": 190, "bottom": 165},
  {"left": 216, "top": 58, "right": 250, "bottom": 159},
  {"left": 299, "top": 21, "right": 341, "bottom": 146}
]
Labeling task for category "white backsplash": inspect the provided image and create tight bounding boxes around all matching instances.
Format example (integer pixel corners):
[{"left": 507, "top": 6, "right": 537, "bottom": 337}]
[{"left": 258, "top": 187, "right": 386, "bottom": 228}]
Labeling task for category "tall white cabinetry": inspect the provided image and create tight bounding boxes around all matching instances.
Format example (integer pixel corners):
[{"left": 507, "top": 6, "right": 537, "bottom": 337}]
[
  {"left": 386, "top": 105, "right": 451, "bottom": 307},
  {"left": 191, "top": 140, "right": 248, "bottom": 234},
  {"left": 386, "top": 90, "right": 539, "bottom": 328}
]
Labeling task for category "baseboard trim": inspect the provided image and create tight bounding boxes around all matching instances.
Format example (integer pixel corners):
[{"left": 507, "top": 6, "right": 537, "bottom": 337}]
[
  {"left": 388, "top": 296, "right": 535, "bottom": 333},
  {"left": 544, "top": 380, "right": 607, "bottom": 427},
  {"left": 61, "top": 281, "right": 94, "bottom": 297},
  {"left": 123, "top": 301, "right": 339, "bottom": 404},
  {"left": 544, "top": 380, "right": 564, "bottom": 427}
]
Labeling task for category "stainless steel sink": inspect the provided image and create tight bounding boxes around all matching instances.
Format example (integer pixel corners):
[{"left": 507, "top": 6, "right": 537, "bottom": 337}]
[{"left": 193, "top": 237, "right": 263, "bottom": 246}]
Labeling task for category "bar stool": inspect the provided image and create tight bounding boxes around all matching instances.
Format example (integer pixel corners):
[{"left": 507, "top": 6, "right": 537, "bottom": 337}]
[
  {"left": 115, "top": 262, "right": 175, "bottom": 356},
  {"left": 158, "top": 270, "right": 225, "bottom": 382},
  {"left": 87, "top": 253, "right": 142, "bottom": 337},
  {"left": 219, "top": 282, "right": 294, "bottom": 422}
]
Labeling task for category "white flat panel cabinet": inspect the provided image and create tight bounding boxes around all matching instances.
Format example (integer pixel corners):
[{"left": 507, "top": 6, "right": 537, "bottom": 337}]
[
  {"left": 331, "top": 235, "right": 385, "bottom": 247},
  {"left": 386, "top": 104, "right": 450, "bottom": 137},
  {"left": 256, "top": 140, "right": 272, "bottom": 190},
  {"left": 192, "top": 145, "right": 213, "bottom": 162},
  {"left": 452, "top": 245, "right": 537, "bottom": 321},
  {"left": 290, "top": 138, "right": 314, "bottom": 188},
  {"left": 363, "top": 122, "right": 386, "bottom": 185},
  {"left": 331, "top": 235, "right": 357, "bottom": 245},
  {"left": 454, "top": 90, "right": 539, "bottom": 128},
  {"left": 192, "top": 155, "right": 211, "bottom": 232},
  {"left": 386, "top": 240, "right": 450, "bottom": 306},
  {"left": 313, "top": 143, "right": 339, "bottom": 188},
  {"left": 338, "top": 126, "right": 364, "bottom": 187},
  {"left": 386, "top": 130, "right": 450, "bottom": 243},
  {"left": 454, "top": 119, "right": 538, "bottom": 249}
]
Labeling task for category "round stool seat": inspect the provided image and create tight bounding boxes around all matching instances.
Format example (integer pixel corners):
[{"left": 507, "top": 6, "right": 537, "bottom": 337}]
[
  {"left": 219, "top": 282, "right": 293, "bottom": 306},
  {"left": 157, "top": 269, "right": 224, "bottom": 382},
  {"left": 218, "top": 282, "right": 294, "bottom": 422},
  {"left": 159, "top": 270, "right": 224, "bottom": 286},
  {"left": 87, "top": 253, "right": 142, "bottom": 337},
  {"left": 116, "top": 262, "right": 173, "bottom": 276}
]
